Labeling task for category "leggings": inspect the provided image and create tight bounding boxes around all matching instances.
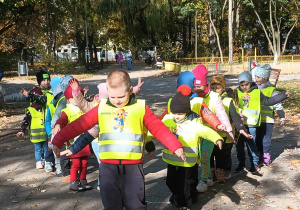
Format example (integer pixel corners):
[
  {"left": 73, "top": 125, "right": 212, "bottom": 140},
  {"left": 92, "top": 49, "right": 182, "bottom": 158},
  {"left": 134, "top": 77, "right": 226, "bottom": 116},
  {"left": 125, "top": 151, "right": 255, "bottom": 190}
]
[{"left": 70, "top": 156, "right": 88, "bottom": 182}]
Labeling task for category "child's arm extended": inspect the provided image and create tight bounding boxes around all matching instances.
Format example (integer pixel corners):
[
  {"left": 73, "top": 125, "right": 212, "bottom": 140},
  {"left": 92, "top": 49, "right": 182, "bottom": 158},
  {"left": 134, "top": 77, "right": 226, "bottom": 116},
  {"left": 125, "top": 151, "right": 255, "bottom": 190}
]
[
  {"left": 201, "top": 101, "right": 222, "bottom": 131},
  {"left": 21, "top": 88, "right": 47, "bottom": 106},
  {"left": 271, "top": 91, "right": 285, "bottom": 125},
  {"left": 69, "top": 79, "right": 95, "bottom": 113},
  {"left": 132, "top": 77, "right": 144, "bottom": 96},
  {"left": 197, "top": 124, "right": 223, "bottom": 149},
  {"left": 52, "top": 112, "right": 68, "bottom": 136},
  {"left": 260, "top": 91, "right": 290, "bottom": 106}
]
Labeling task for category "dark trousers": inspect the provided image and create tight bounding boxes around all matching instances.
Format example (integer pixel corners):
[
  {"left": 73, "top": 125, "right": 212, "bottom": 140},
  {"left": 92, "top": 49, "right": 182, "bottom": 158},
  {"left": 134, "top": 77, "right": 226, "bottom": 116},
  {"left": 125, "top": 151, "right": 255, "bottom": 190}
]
[
  {"left": 60, "top": 146, "right": 71, "bottom": 176},
  {"left": 256, "top": 123, "right": 273, "bottom": 154},
  {"left": 223, "top": 143, "right": 233, "bottom": 171},
  {"left": 210, "top": 137, "right": 227, "bottom": 170},
  {"left": 99, "top": 163, "right": 146, "bottom": 210},
  {"left": 166, "top": 164, "right": 198, "bottom": 208}
]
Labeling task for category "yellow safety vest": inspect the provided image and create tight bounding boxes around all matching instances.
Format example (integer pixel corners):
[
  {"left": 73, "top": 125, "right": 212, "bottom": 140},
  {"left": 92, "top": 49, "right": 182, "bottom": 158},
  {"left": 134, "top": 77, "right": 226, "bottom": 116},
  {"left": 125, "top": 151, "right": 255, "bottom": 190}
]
[
  {"left": 162, "top": 115, "right": 200, "bottom": 167},
  {"left": 220, "top": 93, "right": 236, "bottom": 142},
  {"left": 98, "top": 99, "right": 147, "bottom": 160},
  {"left": 61, "top": 104, "right": 82, "bottom": 146},
  {"left": 42, "top": 89, "right": 54, "bottom": 108},
  {"left": 237, "top": 89, "right": 261, "bottom": 127},
  {"left": 27, "top": 107, "right": 47, "bottom": 143},
  {"left": 261, "top": 87, "right": 275, "bottom": 123},
  {"left": 202, "top": 91, "right": 219, "bottom": 128}
]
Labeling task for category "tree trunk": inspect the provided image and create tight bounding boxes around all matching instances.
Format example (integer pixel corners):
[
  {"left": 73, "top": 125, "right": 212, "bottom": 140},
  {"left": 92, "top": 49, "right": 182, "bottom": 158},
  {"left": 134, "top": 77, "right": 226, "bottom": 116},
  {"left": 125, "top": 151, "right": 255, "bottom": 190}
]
[
  {"left": 195, "top": 11, "right": 197, "bottom": 58},
  {"left": 209, "top": 5, "right": 223, "bottom": 63},
  {"left": 188, "top": 14, "right": 192, "bottom": 52},
  {"left": 183, "top": 19, "right": 187, "bottom": 57},
  {"left": 228, "top": 0, "right": 233, "bottom": 64}
]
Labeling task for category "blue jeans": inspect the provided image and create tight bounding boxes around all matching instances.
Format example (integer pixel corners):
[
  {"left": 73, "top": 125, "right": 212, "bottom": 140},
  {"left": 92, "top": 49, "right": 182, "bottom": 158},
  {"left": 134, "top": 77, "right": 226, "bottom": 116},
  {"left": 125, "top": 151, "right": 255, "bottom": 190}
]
[
  {"left": 256, "top": 123, "right": 273, "bottom": 154},
  {"left": 236, "top": 127, "right": 259, "bottom": 166},
  {"left": 126, "top": 59, "right": 131, "bottom": 69},
  {"left": 119, "top": 63, "right": 122, "bottom": 68},
  {"left": 34, "top": 141, "right": 48, "bottom": 162}
]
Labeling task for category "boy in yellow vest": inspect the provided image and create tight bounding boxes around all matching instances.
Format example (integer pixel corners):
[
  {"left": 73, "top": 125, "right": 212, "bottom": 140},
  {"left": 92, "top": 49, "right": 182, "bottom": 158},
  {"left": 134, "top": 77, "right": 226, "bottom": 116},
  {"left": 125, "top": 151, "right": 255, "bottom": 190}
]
[
  {"left": 235, "top": 72, "right": 290, "bottom": 173},
  {"left": 161, "top": 92, "right": 223, "bottom": 209},
  {"left": 52, "top": 69, "right": 185, "bottom": 210},
  {"left": 16, "top": 87, "right": 48, "bottom": 169},
  {"left": 254, "top": 66, "right": 285, "bottom": 165},
  {"left": 54, "top": 84, "right": 92, "bottom": 191},
  {"left": 209, "top": 74, "right": 252, "bottom": 181}
]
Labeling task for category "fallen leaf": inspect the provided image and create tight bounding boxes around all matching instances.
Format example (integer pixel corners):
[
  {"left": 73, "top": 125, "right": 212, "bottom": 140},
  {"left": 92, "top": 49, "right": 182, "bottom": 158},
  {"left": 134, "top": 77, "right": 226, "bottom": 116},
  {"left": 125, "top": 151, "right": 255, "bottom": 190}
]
[
  {"left": 7, "top": 179, "right": 12, "bottom": 181},
  {"left": 220, "top": 195, "right": 229, "bottom": 199},
  {"left": 266, "top": 204, "right": 277, "bottom": 207},
  {"left": 291, "top": 160, "right": 300, "bottom": 164},
  {"left": 286, "top": 205, "right": 293, "bottom": 209},
  {"left": 254, "top": 193, "right": 266, "bottom": 198},
  {"left": 41, "top": 190, "right": 47, "bottom": 193}
]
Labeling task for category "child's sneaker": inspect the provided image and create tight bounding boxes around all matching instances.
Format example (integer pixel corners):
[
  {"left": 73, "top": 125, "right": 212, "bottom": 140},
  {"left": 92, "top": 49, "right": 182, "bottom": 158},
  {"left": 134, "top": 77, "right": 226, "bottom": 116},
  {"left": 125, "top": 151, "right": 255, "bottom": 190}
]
[
  {"left": 216, "top": 168, "right": 225, "bottom": 183},
  {"left": 263, "top": 153, "right": 271, "bottom": 165},
  {"left": 44, "top": 162, "right": 53, "bottom": 172},
  {"left": 207, "top": 178, "right": 214, "bottom": 186},
  {"left": 97, "top": 185, "right": 100, "bottom": 191},
  {"left": 36, "top": 161, "right": 43, "bottom": 169},
  {"left": 249, "top": 164, "right": 261, "bottom": 174},
  {"left": 69, "top": 179, "right": 85, "bottom": 191},
  {"left": 196, "top": 180, "right": 208, "bottom": 192},
  {"left": 80, "top": 179, "right": 92, "bottom": 190},
  {"left": 235, "top": 164, "right": 245, "bottom": 173},
  {"left": 62, "top": 175, "right": 70, "bottom": 183},
  {"left": 224, "top": 170, "right": 232, "bottom": 179}
]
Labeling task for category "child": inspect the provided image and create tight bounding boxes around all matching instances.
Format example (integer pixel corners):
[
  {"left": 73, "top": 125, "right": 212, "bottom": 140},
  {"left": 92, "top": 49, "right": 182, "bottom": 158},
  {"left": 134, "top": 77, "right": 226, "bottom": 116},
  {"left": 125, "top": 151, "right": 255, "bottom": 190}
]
[
  {"left": 254, "top": 66, "right": 285, "bottom": 165},
  {"left": 209, "top": 74, "right": 252, "bottom": 181},
  {"left": 177, "top": 65, "right": 234, "bottom": 192},
  {"left": 54, "top": 84, "right": 92, "bottom": 191},
  {"left": 52, "top": 69, "right": 185, "bottom": 209},
  {"left": 162, "top": 92, "right": 223, "bottom": 209},
  {"left": 16, "top": 87, "right": 48, "bottom": 169},
  {"left": 235, "top": 72, "right": 290, "bottom": 173}
]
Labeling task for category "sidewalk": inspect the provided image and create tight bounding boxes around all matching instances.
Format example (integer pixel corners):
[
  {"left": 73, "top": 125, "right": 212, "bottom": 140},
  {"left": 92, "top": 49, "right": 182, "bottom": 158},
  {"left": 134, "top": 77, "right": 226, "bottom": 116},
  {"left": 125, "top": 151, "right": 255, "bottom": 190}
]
[{"left": 1, "top": 62, "right": 300, "bottom": 209}]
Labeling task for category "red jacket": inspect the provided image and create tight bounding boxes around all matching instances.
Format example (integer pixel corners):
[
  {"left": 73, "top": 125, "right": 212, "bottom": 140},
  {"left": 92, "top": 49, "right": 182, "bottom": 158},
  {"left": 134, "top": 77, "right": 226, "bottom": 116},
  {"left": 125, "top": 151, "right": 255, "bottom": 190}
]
[
  {"left": 52, "top": 104, "right": 183, "bottom": 165},
  {"left": 158, "top": 101, "right": 221, "bottom": 130},
  {"left": 55, "top": 112, "right": 91, "bottom": 158}
]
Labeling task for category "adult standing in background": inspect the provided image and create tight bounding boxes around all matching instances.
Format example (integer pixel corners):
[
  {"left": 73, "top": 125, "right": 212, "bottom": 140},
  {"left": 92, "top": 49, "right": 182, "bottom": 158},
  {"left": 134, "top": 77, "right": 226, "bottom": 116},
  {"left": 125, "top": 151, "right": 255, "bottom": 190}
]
[
  {"left": 117, "top": 51, "right": 123, "bottom": 69},
  {"left": 125, "top": 50, "right": 132, "bottom": 70}
]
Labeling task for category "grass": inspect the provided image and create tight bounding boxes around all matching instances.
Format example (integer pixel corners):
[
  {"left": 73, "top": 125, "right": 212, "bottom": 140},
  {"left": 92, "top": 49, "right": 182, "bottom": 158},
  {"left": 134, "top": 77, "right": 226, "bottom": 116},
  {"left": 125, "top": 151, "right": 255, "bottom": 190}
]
[{"left": 276, "top": 80, "right": 300, "bottom": 113}]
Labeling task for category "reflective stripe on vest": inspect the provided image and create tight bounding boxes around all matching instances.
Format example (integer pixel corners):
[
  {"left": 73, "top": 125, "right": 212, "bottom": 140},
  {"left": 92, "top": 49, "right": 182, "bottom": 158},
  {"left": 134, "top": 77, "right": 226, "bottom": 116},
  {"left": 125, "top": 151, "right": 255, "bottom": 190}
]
[
  {"left": 261, "top": 87, "right": 275, "bottom": 123},
  {"left": 237, "top": 89, "right": 261, "bottom": 126},
  {"left": 162, "top": 116, "right": 199, "bottom": 167},
  {"left": 27, "top": 107, "right": 47, "bottom": 143},
  {"left": 98, "top": 99, "right": 146, "bottom": 160},
  {"left": 61, "top": 104, "right": 82, "bottom": 147}
]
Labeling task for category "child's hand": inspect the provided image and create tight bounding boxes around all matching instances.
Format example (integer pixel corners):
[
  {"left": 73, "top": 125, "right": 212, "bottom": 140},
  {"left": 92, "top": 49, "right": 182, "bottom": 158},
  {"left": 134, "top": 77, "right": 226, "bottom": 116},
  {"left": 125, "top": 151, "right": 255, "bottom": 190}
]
[
  {"left": 20, "top": 88, "right": 28, "bottom": 97},
  {"left": 16, "top": 132, "right": 25, "bottom": 137},
  {"left": 217, "top": 124, "right": 226, "bottom": 131},
  {"left": 285, "top": 91, "right": 291, "bottom": 98},
  {"left": 239, "top": 130, "right": 253, "bottom": 139},
  {"left": 226, "top": 132, "right": 236, "bottom": 143},
  {"left": 60, "top": 149, "right": 73, "bottom": 157},
  {"left": 216, "top": 140, "right": 223, "bottom": 150},
  {"left": 69, "top": 78, "right": 79, "bottom": 91},
  {"left": 280, "top": 120, "right": 285, "bottom": 126},
  {"left": 147, "top": 151, "right": 154, "bottom": 161},
  {"left": 174, "top": 148, "right": 186, "bottom": 161},
  {"left": 83, "top": 86, "right": 89, "bottom": 96},
  {"left": 53, "top": 145, "right": 61, "bottom": 158},
  {"left": 137, "top": 77, "right": 144, "bottom": 89},
  {"left": 52, "top": 124, "right": 61, "bottom": 136}
]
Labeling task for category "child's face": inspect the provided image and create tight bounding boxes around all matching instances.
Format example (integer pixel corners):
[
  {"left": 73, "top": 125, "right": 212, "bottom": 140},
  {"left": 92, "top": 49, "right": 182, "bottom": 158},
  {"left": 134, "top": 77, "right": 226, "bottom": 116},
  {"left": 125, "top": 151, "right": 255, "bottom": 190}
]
[
  {"left": 255, "top": 76, "right": 267, "bottom": 85},
  {"left": 40, "top": 79, "right": 50, "bottom": 89},
  {"left": 239, "top": 81, "right": 251, "bottom": 92},
  {"left": 193, "top": 85, "right": 207, "bottom": 94},
  {"left": 172, "top": 113, "right": 187, "bottom": 122},
  {"left": 210, "top": 84, "right": 224, "bottom": 95},
  {"left": 107, "top": 85, "right": 133, "bottom": 108}
]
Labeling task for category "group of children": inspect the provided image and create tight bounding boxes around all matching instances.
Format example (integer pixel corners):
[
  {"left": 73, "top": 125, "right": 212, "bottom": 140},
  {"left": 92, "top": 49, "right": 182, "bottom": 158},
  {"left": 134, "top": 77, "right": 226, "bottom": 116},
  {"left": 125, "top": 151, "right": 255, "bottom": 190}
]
[{"left": 10, "top": 63, "right": 290, "bottom": 210}]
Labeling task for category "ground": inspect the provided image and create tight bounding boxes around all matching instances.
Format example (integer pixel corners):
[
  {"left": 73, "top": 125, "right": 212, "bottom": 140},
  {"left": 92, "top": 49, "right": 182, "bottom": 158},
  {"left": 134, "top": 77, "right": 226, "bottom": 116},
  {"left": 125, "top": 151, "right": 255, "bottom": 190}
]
[{"left": 0, "top": 61, "right": 300, "bottom": 210}]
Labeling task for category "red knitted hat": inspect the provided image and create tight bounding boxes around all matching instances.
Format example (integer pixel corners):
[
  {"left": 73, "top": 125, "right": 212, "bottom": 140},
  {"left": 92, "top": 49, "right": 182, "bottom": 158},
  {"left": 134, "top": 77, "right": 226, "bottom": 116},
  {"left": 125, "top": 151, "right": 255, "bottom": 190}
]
[{"left": 64, "top": 85, "right": 84, "bottom": 100}]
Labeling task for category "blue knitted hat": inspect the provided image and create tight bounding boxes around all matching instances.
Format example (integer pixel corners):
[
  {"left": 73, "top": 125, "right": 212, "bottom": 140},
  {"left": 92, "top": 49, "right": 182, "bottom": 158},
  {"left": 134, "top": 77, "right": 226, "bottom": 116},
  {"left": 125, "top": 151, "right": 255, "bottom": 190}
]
[
  {"left": 50, "top": 76, "right": 60, "bottom": 92},
  {"left": 238, "top": 72, "right": 252, "bottom": 83},
  {"left": 176, "top": 71, "right": 195, "bottom": 96},
  {"left": 255, "top": 66, "right": 271, "bottom": 79}
]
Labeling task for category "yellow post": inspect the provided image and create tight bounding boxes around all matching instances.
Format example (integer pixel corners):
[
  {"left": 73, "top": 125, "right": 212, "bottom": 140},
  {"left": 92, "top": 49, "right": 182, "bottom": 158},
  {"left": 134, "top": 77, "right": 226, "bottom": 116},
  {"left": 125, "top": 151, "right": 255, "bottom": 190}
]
[
  {"left": 255, "top": 47, "right": 257, "bottom": 61},
  {"left": 292, "top": 56, "right": 294, "bottom": 62},
  {"left": 242, "top": 48, "right": 244, "bottom": 71}
]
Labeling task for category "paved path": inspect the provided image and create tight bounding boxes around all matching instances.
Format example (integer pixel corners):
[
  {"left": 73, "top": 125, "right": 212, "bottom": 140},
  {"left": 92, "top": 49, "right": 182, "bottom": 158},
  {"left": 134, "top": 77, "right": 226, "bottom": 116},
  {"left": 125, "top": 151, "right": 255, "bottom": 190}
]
[{"left": 1, "top": 62, "right": 300, "bottom": 209}]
